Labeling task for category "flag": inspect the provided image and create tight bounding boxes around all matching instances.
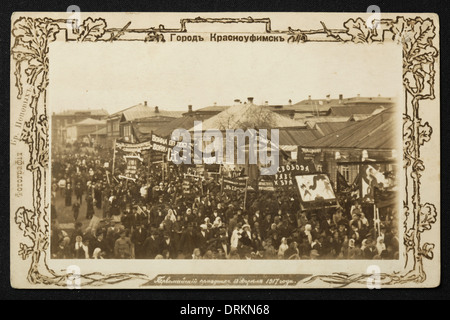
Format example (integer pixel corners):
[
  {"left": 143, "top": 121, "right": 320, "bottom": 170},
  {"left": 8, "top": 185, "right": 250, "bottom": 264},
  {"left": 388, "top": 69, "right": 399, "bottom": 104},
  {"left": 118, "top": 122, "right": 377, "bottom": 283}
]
[
  {"left": 349, "top": 171, "right": 361, "bottom": 199},
  {"left": 336, "top": 171, "right": 351, "bottom": 193},
  {"left": 374, "top": 187, "right": 397, "bottom": 208},
  {"left": 247, "top": 163, "right": 260, "bottom": 191},
  {"left": 297, "top": 147, "right": 317, "bottom": 172},
  {"left": 360, "top": 164, "right": 390, "bottom": 203}
]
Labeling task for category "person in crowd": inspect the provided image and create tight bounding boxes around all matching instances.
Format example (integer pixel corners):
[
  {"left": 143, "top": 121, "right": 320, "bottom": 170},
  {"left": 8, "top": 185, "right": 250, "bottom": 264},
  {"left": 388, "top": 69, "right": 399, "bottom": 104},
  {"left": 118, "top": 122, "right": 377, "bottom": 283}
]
[
  {"left": 143, "top": 229, "right": 160, "bottom": 259},
  {"left": 94, "top": 183, "right": 103, "bottom": 209},
  {"left": 361, "top": 239, "right": 376, "bottom": 260},
  {"left": 58, "top": 177, "right": 66, "bottom": 197},
  {"left": 376, "top": 236, "right": 386, "bottom": 256},
  {"left": 65, "top": 183, "right": 72, "bottom": 206},
  {"left": 284, "top": 241, "right": 300, "bottom": 260},
  {"left": 86, "top": 194, "right": 95, "bottom": 220},
  {"left": 131, "top": 223, "right": 148, "bottom": 259},
  {"left": 278, "top": 237, "right": 289, "bottom": 259},
  {"left": 74, "top": 182, "right": 83, "bottom": 205},
  {"left": 298, "top": 238, "right": 311, "bottom": 259},
  {"left": 114, "top": 231, "right": 133, "bottom": 259},
  {"left": 179, "top": 224, "right": 197, "bottom": 258},
  {"left": 196, "top": 224, "right": 211, "bottom": 255},
  {"left": 160, "top": 232, "right": 177, "bottom": 259},
  {"left": 102, "top": 194, "right": 110, "bottom": 218},
  {"left": 91, "top": 232, "right": 108, "bottom": 259},
  {"left": 72, "top": 200, "right": 80, "bottom": 222},
  {"left": 192, "top": 248, "right": 202, "bottom": 259},
  {"left": 74, "top": 235, "right": 90, "bottom": 259},
  {"left": 304, "top": 224, "right": 313, "bottom": 245}
]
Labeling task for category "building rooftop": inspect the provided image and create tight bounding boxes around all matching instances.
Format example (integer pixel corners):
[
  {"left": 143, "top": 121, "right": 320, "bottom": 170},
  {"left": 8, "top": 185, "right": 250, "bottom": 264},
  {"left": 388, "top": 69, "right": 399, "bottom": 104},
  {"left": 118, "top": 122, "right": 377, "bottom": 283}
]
[
  {"left": 67, "top": 118, "right": 107, "bottom": 127},
  {"left": 302, "top": 109, "right": 397, "bottom": 150},
  {"left": 108, "top": 103, "right": 183, "bottom": 121},
  {"left": 313, "top": 122, "right": 353, "bottom": 136},
  {"left": 329, "top": 105, "right": 385, "bottom": 117},
  {"left": 54, "top": 109, "right": 109, "bottom": 117},
  {"left": 153, "top": 116, "right": 197, "bottom": 137},
  {"left": 190, "top": 101, "right": 305, "bottom": 131},
  {"left": 278, "top": 128, "right": 322, "bottom": 146}
]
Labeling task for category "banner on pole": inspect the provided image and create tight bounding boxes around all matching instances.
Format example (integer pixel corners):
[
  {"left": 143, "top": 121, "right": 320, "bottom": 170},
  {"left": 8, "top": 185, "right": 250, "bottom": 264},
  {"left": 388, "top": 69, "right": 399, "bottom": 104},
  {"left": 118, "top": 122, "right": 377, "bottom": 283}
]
[
  {"left": 295, "top": 174, "right": 336, "bottom": 203},
  {"left": 116, "top": 141, "right": 152, "bottom": 153},
  {"left": 118, "top": 175, "right": 136, "bottom": 182},
  {"left": 274, "top": 164, "right": 311, "bottom": 189},
  {"left": 222, "top": 177, "right": 247, "bottom": 193},
  {"left": 360, "top": 164, "right": 391, "bottom": 203},
  {"left": 182, "top": 179, "right": 191, "bottom": 194}
]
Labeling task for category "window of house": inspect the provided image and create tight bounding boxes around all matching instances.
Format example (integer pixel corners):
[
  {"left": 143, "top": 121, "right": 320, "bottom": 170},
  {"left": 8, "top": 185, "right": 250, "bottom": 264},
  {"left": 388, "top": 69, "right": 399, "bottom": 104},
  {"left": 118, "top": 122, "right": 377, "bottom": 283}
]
[
  {"left": 341, "top": 165, "right": 350, "bottom": 181},
  {"left": 123, "top": 125, "right": 131, "bottom": 137}
]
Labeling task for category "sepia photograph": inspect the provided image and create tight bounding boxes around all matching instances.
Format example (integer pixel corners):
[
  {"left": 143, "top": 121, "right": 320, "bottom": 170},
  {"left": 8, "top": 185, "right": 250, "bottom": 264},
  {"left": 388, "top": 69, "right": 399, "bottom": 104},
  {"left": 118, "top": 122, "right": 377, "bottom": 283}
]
[
  {"left": 10, "top": 12, "right": 440, "bottom": 288},
  {"left": 49, "top": 41, "right": 401, "bottom": 262}
]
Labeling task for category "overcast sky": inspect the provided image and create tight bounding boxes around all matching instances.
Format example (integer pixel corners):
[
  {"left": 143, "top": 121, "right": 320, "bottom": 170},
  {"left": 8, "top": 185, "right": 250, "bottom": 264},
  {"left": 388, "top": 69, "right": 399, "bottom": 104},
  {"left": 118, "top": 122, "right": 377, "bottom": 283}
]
[{"left": 48, "top": 41, "right": 402, "bottom": 114}]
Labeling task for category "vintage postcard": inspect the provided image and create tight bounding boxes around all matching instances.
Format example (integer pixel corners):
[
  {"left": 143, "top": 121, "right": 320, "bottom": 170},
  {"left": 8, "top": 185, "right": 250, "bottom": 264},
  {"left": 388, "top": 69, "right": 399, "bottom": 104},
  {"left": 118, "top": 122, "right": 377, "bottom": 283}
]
[{"left": 10, "top": 12, "right": 440, "bottom": 288}]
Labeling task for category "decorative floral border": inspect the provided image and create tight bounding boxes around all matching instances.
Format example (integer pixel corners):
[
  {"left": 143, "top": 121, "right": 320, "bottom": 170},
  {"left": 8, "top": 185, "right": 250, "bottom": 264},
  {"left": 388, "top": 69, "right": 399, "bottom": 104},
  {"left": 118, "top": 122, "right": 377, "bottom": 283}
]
[{"left": 11, "top": 14, "right": 438, "bottom": 287}]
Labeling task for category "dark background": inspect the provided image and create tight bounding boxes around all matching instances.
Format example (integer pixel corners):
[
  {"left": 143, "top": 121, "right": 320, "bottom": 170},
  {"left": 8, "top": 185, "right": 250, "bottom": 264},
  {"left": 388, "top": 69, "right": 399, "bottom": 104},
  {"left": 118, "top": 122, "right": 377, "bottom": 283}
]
[{"left": 0, "top": 0, "right": 448, "bottom": 303}]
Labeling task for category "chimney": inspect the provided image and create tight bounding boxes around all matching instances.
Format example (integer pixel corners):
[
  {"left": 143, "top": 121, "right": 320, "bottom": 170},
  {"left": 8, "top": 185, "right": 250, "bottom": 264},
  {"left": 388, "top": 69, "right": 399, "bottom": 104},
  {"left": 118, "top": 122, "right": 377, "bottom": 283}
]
[
  {"left": 339, "top": 94, "right": 343, "bottom": 104},
  {"left": 234, "top": 99, "right": 241, "bottom": 104},
  {"left": 265, "top": 101, "right": 269, "bottom": 106},
  {"left": 357, "top": 94, "right": 361, "bottom": 98},
  {"left": 308, "top": 95, "right": 311, "bottom": 100},
  {"left": 288, "top": 99, "right": 292, "bottom": 105},
  {"left": 247, "top": 97, "right": 254, "bottom": 104},
  {"left": 155, "top": 106, "right": 159, "bottom": 113},
  {"left": 144, "top": 101, "right": 147, "bottom": 106},
  {"left": 188, "top": 105, "right": 193, "bottom": 113}
]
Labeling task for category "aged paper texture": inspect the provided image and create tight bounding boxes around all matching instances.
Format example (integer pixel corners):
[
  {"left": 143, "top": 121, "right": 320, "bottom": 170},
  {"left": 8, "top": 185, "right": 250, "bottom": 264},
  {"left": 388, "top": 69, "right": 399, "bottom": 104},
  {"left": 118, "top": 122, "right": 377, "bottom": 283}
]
[{"left": 10, "top": 12, "right": 440, "bottom": 288}]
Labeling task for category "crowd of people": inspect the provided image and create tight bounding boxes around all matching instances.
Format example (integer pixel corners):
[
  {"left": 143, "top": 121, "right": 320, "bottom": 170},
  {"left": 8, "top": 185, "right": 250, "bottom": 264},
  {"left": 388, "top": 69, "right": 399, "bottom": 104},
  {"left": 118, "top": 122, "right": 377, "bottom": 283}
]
[{"left": 50, "top": 143, "right": 399, "bottom": 260}]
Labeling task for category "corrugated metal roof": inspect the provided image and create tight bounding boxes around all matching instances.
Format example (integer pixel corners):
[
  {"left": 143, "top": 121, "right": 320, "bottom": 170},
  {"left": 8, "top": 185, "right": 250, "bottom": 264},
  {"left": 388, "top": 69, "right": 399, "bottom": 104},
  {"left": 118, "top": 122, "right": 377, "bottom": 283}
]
[
  {"left": 108, "top": 104, "right": 183, "bottom": 121},
  {"left": 55, "top": 109, "right": 108, "bottom": 116},
  {"left": 344, "top": 97, "right": 395, "bottom": 104},
  {"left": 278, "top": 128, "right": 323, "bottom": 146},
  {"left": 304, "top": 116, "right": 350, "bottom": 125},
  {"left": 191, "top": 104, "right": 301, "bottom": 115},
  {"left": 131, "top": 121, "right": 170, "bottom": 141},
  {"left": 314, "top": 122, "right": 353, "bottom": 136},
  {"left": 330, "top": 105, "right": 384, "bottom": 117},
  {"left": 302, "top": 109, "right": 397, "bottom": 149},
  {"left": 68, "top": 118, "right": 106, "bottom": 127},
  {"left": 349, "top": 114, "right": 373, "bottom": 121},
  {"left": 291, "top": 100, "right": 335, "bottom": 112},
  {"left": 294, "top": 96, "right": 394, "bottom": 105},
  {"left": 193, "top": 105, "right": 230, "bottom": 113},
  {"left": 121, "top": 104, "right": 182, "bottom": 121},
  {"left": 153, "top": 116, "right": 196, "bottom": 137}
]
